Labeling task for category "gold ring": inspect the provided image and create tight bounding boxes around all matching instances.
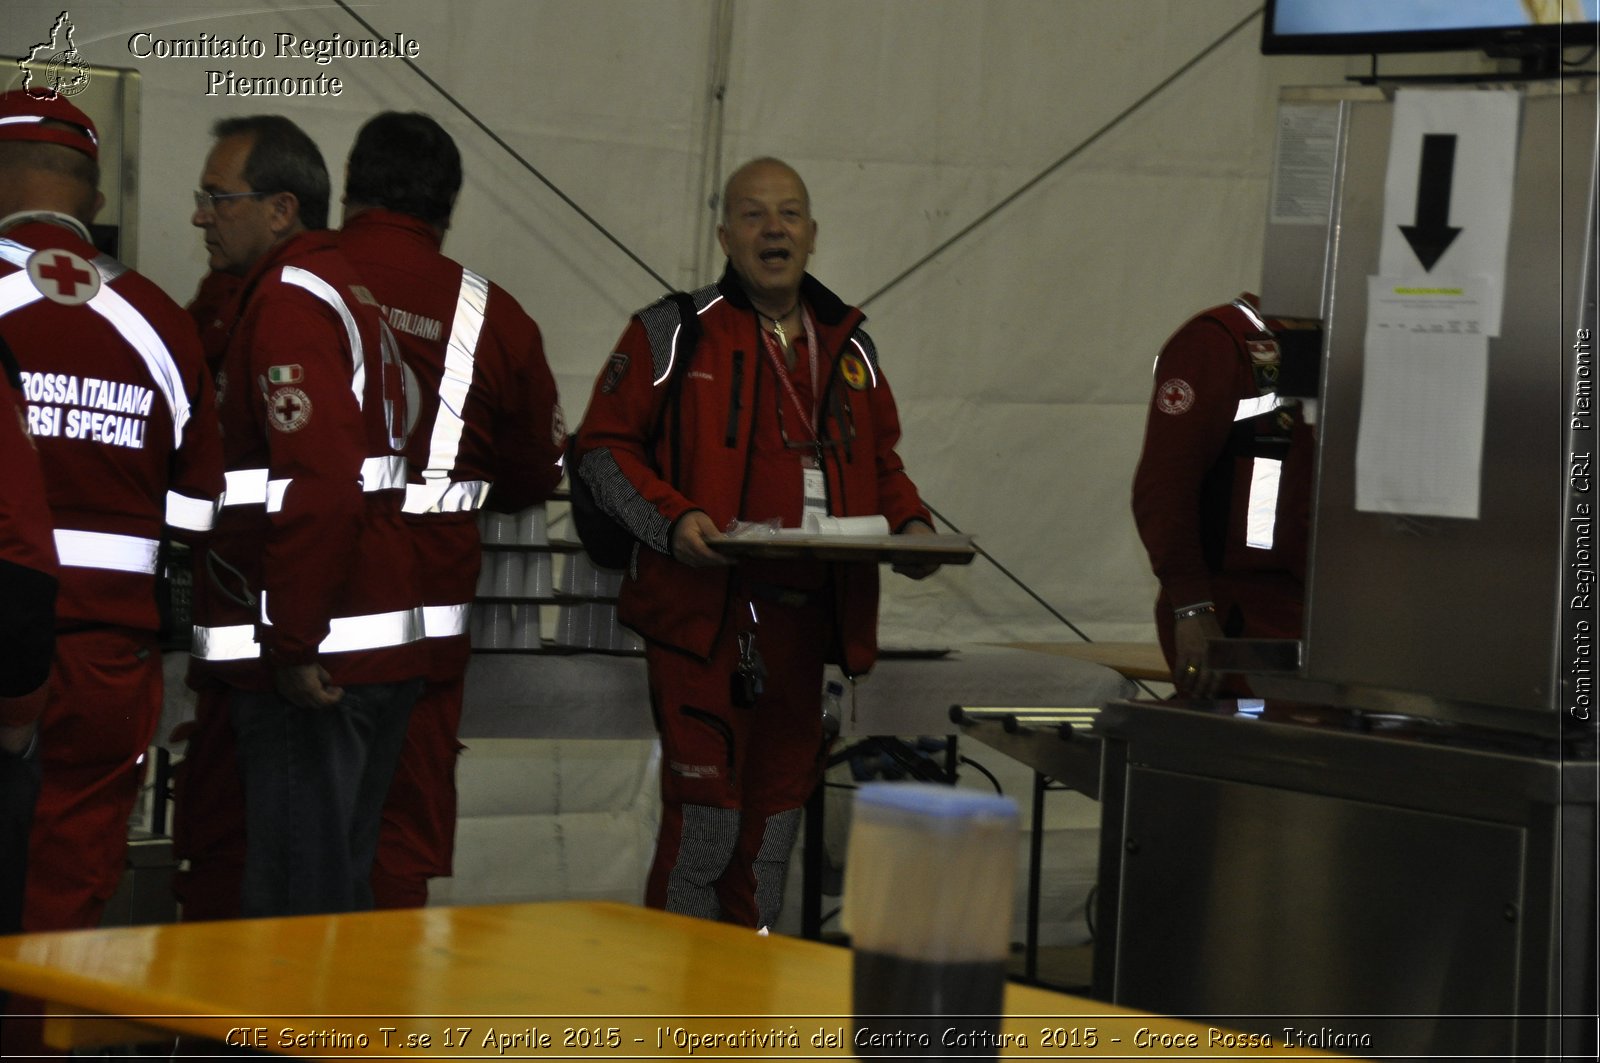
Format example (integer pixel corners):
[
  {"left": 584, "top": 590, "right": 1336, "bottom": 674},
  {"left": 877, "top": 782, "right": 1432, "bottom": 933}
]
[{"left": 1184, "top": 665, "right": 1199, "bottom": 676}]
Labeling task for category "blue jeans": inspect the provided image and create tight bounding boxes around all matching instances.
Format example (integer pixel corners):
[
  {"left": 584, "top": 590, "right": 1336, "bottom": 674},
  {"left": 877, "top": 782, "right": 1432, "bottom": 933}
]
[{"left": 230, "top": 678, "right": 421, "bottom": 917}]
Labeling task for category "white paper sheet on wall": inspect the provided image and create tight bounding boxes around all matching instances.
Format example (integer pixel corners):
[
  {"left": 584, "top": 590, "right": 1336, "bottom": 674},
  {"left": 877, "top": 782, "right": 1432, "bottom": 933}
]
[
  {"left": 1378, "top": 89, "right": 1520, "bottom": 336},
  {"left": 1270, "top": 103, "right": 1340, "bottom": 227},
  {"left": 1355, "top": 276, "right": 1490, "bottom": 519}
]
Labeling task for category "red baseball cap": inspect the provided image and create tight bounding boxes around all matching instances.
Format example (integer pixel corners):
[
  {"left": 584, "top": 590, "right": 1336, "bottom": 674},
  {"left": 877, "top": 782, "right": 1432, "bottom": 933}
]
[{"left": 0, "top": 89, "right": 99, "bottom": 161}]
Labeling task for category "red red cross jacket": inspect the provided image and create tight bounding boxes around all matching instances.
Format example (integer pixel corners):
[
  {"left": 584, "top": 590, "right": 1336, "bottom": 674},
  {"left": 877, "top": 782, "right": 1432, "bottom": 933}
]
[
  {"left": 0, "top": 216, "right": 223, "bottom": 634},
  {"left": 574, "top": 266, "right": 930, "bottom": 675},
  {"left": 336, "top": 209, "right": 564, "bottom": 679},
  {"left": 187, "top": 268, "right": 243, "bottom": 366},
  {"left": 1131, "top": 295, "right": 1315, "bottom": 628},
  {"left": 188, "top": 230, "right": 424, "bottom": 690},
  {"left": 0, "top": 370, "right": 55, "bottom": 577}
]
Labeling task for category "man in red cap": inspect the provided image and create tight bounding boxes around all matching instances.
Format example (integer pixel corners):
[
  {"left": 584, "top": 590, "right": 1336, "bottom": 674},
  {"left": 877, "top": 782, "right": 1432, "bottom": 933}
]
[{"left": 0, "top": 88, "right": 223, "bottom": 1054}]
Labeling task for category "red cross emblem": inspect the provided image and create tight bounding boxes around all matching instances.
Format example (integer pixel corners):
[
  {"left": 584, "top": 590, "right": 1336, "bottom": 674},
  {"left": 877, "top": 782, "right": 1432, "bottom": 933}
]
[
  {"left": 268, "top": 386, "right": 312, "bottom": 433},
  {"left": 26, "top": 248, "right": 100, "bottom": 306},
  {"left": 1156, "top": 378, "right": 1195, "bottom": 416}
]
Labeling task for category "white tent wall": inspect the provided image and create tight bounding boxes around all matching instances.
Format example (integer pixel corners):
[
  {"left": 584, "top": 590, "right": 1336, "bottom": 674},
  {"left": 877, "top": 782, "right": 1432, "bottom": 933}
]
[
  {"left": 6, "top": 0, "right": 717, "bottom": 413},
  {"left": 4, "top": 0, "right": 1500, "bottom": 649}
]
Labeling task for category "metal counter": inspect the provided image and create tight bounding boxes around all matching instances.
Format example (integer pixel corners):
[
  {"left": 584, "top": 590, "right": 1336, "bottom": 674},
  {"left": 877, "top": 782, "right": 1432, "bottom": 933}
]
[{"left": 1092, "top": 699, "right": 1596, "bottom": 1060}]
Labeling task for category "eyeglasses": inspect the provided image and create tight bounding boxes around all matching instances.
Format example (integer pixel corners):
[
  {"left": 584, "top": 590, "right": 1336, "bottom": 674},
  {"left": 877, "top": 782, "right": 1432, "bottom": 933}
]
[{"left": 193, "top": 189, "right": 271, "bottom": 212}]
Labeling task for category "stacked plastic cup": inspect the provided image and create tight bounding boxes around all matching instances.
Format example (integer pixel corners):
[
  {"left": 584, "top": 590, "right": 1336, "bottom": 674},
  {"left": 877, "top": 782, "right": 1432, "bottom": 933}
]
[
  {"left": 844, "top": 784, "right": 1020, "bottom": 1057},
  {"left": 471, "top": 601, "right": 515, "bottom": 649},
  {"left": 514, "top": 504, "right": 551, "bottom": 650}
]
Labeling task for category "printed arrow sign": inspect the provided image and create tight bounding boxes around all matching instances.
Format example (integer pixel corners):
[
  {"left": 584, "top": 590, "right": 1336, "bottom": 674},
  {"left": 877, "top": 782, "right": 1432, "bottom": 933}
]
[
  {"left": 1379, "top": 89, "right": 1520, "bottom": 335},
  {"left": 1398, "top": 133, "right": 1461, "bottom": 272}
]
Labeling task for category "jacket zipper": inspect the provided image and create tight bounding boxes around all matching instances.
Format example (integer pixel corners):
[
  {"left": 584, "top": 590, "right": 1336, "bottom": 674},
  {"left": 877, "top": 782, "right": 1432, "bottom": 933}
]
[{"left": 725, "top": 350, "right": 743, "bottom": 447}]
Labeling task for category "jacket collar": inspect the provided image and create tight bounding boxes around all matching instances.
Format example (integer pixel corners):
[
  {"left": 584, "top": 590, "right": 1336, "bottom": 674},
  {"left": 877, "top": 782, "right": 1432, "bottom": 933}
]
[
  {"left": 0, "top": 209, "right": 93, "bottom": 246},
  {"left": 714, "top": 260, "right": 861, "bottom": 331},
  {"left": 342, "top": 207, "right": 443, "bottom": 251},
  {"left": 240, "top": 228, "right": 335, "bottom": 290}
]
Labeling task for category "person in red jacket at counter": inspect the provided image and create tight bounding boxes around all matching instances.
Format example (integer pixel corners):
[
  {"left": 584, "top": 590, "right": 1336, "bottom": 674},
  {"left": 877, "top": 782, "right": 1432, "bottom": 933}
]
[
  {"left": 1131, "top": 294, "right": 1315, "bottom": 698},
  {"left": 573, "top": 157, "right": 935, "bottom": 930},
  {"left": 181, "top": 114, "right": 424, "bottom": 918},
  {"left": 338, "top": 111, "right": 565, "bottom": 907}
]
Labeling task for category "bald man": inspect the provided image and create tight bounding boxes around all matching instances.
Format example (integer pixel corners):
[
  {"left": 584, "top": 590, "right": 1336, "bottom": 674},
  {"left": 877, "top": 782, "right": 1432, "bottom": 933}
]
[{"left": 574, "top": 158, "right": 934, "bottom": 929}]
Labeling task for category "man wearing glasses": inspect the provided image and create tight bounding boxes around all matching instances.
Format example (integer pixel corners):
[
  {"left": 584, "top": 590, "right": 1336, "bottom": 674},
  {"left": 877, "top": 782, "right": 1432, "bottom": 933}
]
[
  {"left": 181, "top": 115, "right": 423, "bottom": 918},
  {"left": 574, "top": 157, "right": 934, "bottom": 930}
]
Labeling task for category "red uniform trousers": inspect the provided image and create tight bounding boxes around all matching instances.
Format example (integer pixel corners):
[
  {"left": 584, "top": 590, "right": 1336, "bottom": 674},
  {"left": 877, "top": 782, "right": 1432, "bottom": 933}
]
[
  {"left": 2, "top": 627, "right": 162, "bottom": 1058},
  {"left": 23, "top": 627, "right": 162, "bottom": 930},
  {"left": 644, "top": 586, "right": 828, "bottom": 928},
  {"left": 370, "top": 514, "right": 479, "bottom": 909},
  {"left": 370, "top": 674, "right": 465, "bottom": 908}
]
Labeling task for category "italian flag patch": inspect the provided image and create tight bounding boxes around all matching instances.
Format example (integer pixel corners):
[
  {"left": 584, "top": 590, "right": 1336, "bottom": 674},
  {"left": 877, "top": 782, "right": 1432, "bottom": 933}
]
[{"left": 267, "top": 364, "right": 304, "bottom": 384}]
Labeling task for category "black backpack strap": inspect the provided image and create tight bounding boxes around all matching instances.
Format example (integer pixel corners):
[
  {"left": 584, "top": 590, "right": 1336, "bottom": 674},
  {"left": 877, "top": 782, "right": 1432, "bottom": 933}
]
[
  {"left": 0, "top": 332, "right": 21, "bottom": 390},
  {"left": 659, "top": 291, "right": 700, "bottom": 488}
]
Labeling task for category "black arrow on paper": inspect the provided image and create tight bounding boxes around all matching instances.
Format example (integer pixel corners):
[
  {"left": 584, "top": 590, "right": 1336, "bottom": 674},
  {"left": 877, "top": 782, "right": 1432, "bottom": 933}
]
[{"left": 1399, "top": 133, "right": 1462, "bottom": 272}]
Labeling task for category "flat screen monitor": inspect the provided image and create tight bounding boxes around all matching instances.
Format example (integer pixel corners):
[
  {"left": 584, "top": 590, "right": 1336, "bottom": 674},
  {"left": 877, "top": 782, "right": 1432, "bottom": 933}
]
[{"left": 1261, "top": 0, "right": 1599, "bottom": 56}]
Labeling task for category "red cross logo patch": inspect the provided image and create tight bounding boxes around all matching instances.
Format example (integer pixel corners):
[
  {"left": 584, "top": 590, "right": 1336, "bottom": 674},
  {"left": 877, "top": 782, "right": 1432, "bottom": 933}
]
[
  {"left": 268, "top": 387, "right": 313, "bottom": 433},
  {"left": 26, "top": 247, "right": 100, "bottom": 306},
  {"left": 1156, "top": 378, "right": 1195, "bottom": 416}
]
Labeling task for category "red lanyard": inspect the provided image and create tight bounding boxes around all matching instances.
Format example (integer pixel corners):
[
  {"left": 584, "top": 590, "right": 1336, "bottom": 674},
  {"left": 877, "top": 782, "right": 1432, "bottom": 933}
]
[{"left": 758, "top": 306, "right": 819, "bottom": 443}]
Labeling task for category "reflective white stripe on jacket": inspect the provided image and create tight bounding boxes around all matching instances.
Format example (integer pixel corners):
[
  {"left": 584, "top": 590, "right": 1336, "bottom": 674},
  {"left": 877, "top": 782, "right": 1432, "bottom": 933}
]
[
  {"left": 220, "top": 455, "right": 407, "bottom": 511},
  {"left": 403, "top": 267, "right": 492, "bottom": 515},
  {"left": 403, "top": 479, "right": 490, "bottom": 514},
  {"left": 166, "top": 490, "right": 219, "bottom": 532},
  {"left": 280, "top": 265, "right": 366, "bottom": 410},
  {"left": 53, "top": 529, "right": 160, "bottom": 573},
  {"left": 1244, "top": 458, "right": 1283, "bottom": 550},
  {"left": 422, "top": 603, "right": 472, "bottom": 639},
  {"left": 190, "top": 604, "right": 425, "bottom": 661},
  {"left": 1233, "top": 397, "right": 1289, "bottom": 551}
]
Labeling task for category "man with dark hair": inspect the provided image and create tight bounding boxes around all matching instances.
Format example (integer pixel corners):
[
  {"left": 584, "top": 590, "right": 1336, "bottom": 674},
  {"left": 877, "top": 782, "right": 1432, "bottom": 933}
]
[
  {"left": 181, "top": 114, "right": 424, "bottom": 918},
  {"left": 209, "top": 114, "right": 332, "bottom": 231},
  {"left": 342, "top": 110, "right": 461, "bottom": 226},
  {"left": 574, "top": 157, "right": 935, "bottom": 929},
  {"left": 0, "top": 87, "right": 223, "bottom": 1057},
  {"left": 336, "top": 111, "right": 565, "bottom": 907}
]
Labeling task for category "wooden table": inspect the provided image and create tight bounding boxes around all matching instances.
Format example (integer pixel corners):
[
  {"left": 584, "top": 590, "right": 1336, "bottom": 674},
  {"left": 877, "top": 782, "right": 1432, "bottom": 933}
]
[
  {"left": 0, "top": 901, "right": 1355, "bottom": 1058},
  {"left": 996, "top": 641, "right": 1172, "bottom": 683}
]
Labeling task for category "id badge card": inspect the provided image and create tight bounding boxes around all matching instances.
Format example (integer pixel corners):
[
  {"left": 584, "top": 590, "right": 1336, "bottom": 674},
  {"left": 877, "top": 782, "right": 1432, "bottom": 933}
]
[{"left": 802, "top": 464, "right": 827, "bottom": 524}]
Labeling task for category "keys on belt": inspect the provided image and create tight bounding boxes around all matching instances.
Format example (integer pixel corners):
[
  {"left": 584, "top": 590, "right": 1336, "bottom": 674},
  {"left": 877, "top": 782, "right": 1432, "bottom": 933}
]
[{"left": 731, "top": 630, "right": 767, "bottom": 708}]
